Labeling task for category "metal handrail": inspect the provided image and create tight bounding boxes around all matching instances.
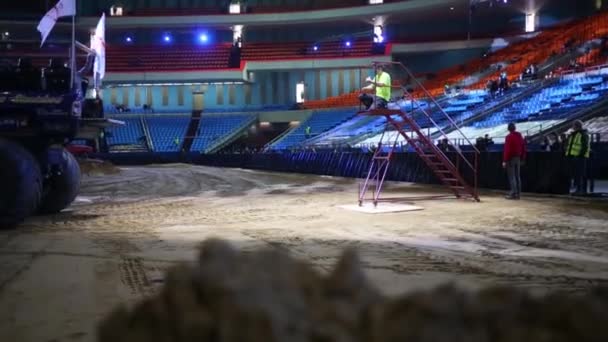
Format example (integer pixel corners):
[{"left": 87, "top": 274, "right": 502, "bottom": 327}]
[
  {"left": 373, "top": 61, "right": 481, "bottom": 154},
  {"left": 560, "top": 63, "right": 608, "bottom": 78},
  {"left": 369, "top": 61, "right": 479, "bottom": 173}
]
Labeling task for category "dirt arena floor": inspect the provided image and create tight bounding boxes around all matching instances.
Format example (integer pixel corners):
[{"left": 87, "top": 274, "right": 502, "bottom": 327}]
[{"left": 1, "top": 163, "right": 608, "bottom": 341}]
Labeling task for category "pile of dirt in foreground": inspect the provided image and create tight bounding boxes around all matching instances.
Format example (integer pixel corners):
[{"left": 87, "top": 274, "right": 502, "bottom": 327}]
[
  {"left": 79, "top": 158, "right": 121, "bottom": 176},
  {"left": 98, "top": 239, "right": 608, "bottom": 342}
]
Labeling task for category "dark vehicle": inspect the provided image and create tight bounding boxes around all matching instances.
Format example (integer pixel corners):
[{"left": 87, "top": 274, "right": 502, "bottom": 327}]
[{"left": 0, "top": 55, "right": 108, "bottom": 228}]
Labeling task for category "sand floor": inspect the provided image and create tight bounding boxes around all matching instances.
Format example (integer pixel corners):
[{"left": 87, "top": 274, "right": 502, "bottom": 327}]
[{"left": 1, "top": 164, "right": 608, "bottom": 341}]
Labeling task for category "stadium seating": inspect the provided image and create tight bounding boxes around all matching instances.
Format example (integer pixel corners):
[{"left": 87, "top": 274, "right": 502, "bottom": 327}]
[
  {"left": 440, "top": 72, "right": 608, "bottom": 142},
  {"left": 190, "top": 114, "right": 255, "bottom": 152},
  {"left": 270, "top": 108, "right": 357, "bottom": 150},
  {"left": 106, "top": 116, "right": 146, "bottom": 146},
  {"left": 310, "top": 90, "right": 492, "bottom": 148},
  {"left": 473, "top": 76, "right": 608, "bottom": 129},
  {"left": 106, "top": 44, "right": 232, "bottom": 72},
  {"left": 241, "top": 40, "right": 374, "bottom": 61},
  {"left": 339, "top": 11, "right": 608, "bottom": 103},
  {"left": 145, "top": 115, "right": 190, "bottom": 152}
]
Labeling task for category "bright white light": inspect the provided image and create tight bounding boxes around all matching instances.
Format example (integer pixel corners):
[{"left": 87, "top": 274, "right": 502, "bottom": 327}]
[
  {"left": 110, "top": 5, "right": 123, "bottom": 16},
  {"left": 296, "top": 82, "right": 305, "bottom": 103},
  {"left": 3, "top": 31, "right": 9, "bottom": 36},
  {"left": 233, "top": 25, "right": 243, "bottom": 44},
  {"left": 369, "top": 0, "right": 383, "bottom": 4},
  {"left": 229, "top": 3, "right": 241, "bottom": 14},
  {"left": 345, "top": 41, "right": 351, "bottom": 47},
  {"left": 525, "top": 13, "right": 536, "bottom": 33},
  {"left": 313, "top": 45, "right": 318, "bottom": 51},
  {"left": 373, "top": 25, "right": 384, "bottom": 43},
  {"left": 450, "top": 6, "right": 454, "bottom": 10},
  {"left": 126, "top": 36, "right": 132, "bottom": 42},
  {"left": 164, "top": 35, "right": 171, "bottom": 42},
  {"left": 199, "top": 34, "right": 208, "bottom": 42}
]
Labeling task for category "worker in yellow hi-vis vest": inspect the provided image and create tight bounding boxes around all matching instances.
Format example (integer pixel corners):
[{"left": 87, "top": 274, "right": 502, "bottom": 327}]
[
  {"left": 565, "top": 120, "right": 590, "bottom": 195},
  {"left": 359, "top": 64, "right": 391, "bottom": 110}
]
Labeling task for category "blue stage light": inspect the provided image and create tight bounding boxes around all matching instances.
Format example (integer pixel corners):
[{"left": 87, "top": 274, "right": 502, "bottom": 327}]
[
  {"left": 313, "top": 45, "right": 318, "bottom": 51},
  {"left": 199, "top": 34, "right": 208, "bottom": 42},
  {"left": 345, "top": 41, "right": 351, "bottom": 47},
  {"left": 126, "top": 36, "right": 133, "bottom": 43},
  {"left": 163, "top": 35, "right": 171, "bottom": 42}
]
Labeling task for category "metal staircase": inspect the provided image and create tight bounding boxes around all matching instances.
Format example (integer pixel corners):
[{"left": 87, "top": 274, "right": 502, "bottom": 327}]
[{"left": 358, "top": 61, "right": 480, "bottom": 206}]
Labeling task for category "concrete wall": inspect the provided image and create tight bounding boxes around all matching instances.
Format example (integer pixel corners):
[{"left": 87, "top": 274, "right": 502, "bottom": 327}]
[{"left": 102, "top": 68, "right": 370, "bottom": 111}]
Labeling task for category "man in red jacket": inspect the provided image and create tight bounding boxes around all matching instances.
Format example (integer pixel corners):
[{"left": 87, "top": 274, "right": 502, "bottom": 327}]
[{"left": 503, "top": 123, "right": 527, "bottom": 199}]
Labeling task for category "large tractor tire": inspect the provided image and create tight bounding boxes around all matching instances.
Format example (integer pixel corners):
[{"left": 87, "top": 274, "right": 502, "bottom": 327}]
[
  {"left": 0, "top": 138, "right": 43, "bottom": 228},
  {"left": 38, "top": 148, "right": 81, "bottom": 214}
]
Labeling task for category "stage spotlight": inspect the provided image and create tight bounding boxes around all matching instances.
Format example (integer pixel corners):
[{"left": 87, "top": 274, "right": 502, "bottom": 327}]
[
  {"left": 345, "top": 41, "right": 351, "bottom": 47},
  {"left": 125, "top": 36, "right": 133, "bottom": 43},
  {"left": 199, "top": 34, "right": 208, "bottom": 42},
  {"left": 163, "top": 35, "right": 171, "bottom": 43},
  {"left": 313, "top": 45, "right": 318, "bottom": 51}
]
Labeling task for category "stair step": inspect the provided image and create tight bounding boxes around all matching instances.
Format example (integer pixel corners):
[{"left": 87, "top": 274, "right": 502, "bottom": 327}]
[
  {"left": 373, "top": 156, "right": 390, "bottom": 160},
  {"left": 436, "top": 170, "right": 452, "bottom": 173},
  {"left": 449, "top": 186, "right": 465, "bottom": 190},
  {"left": 421, "top": 154, "right": 438, "bottom": 158},
  {"left": 442, "top": 178, "right": 459, "bottom": 182}
]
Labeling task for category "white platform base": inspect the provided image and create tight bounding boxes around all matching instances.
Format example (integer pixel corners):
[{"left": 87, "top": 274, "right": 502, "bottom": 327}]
[{"left": 338, "top": 202, "right": 424, "bottom": 214}]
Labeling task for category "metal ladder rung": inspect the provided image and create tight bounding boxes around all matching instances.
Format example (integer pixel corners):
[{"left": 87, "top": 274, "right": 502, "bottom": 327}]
[{"left": 449, "top": 186, "right": 465, "bottom": 190}]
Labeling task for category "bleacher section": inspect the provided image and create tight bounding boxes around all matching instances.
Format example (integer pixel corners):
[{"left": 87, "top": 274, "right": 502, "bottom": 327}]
[
  {"left": 103, "top": 105, "right": 290, "bottom": 115},
  {"left": 270, "top": 108, "right": 357, "bottom": 150},
  {"left": 107, "top": 44, "right": 232, "bottom": 72},
  {"left": 241, "top": 40, "right": 373, "bottom": 61},
  {"left": 106, "top": 116, "right": 147, "bottom": 150},
  {"left": 444, "top": 72, "right": 608, "bottom": 142},
  {"left": 190, "top": 114, "right": 255, "bottom": 152},
  {"left": 319, "top": 90, "right": 492, "bottom": 148},
  {"left": 302, "top": 12, "right": 608, "bottom": 109},
  {"left": 145, "top": 115, "right": 190, "bottom": 152}
]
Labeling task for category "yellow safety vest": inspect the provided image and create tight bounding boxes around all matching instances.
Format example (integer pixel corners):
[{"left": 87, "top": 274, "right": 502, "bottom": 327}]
[{"left": 565, "top": 131, "right": 590, "bottom": 158}]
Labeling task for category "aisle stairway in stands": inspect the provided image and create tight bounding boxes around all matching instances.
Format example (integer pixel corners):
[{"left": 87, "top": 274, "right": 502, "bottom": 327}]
[
  {"left": 145, "top": 115, "right": 191, "bottom": 152},
  {"left": 105, "top": 116, "right": 149, "bottom": 152},
  {"left": 268, "top": 108, "right": 357, "bottom": 150},
  {"left": 190, "top": 113, "right": 257, "bottom": 153},
  {"left": 183, "top": 110, "right": 202, "bottom": 152}
]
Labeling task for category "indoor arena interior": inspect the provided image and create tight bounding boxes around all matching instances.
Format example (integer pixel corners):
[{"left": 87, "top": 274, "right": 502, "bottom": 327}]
[{"left": 1, "top": 1, "right": 608, "bottom": 341}]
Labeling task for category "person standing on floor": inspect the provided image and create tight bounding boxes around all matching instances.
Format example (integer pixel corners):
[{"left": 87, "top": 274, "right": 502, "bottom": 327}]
[
  {"left": 503, "top": 123, "right": 527, "bottom": 200},
  {"left": 565, "top": 120, "right": 590, "bottom": 194}
]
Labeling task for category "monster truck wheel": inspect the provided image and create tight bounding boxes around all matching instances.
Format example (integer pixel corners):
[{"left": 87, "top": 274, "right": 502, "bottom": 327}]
[
  {"left": 38, "top": 148, "right": 81, "bottom": 214},
  {"left": 0, "top": 138, "right": 43, "bottom": 228}
]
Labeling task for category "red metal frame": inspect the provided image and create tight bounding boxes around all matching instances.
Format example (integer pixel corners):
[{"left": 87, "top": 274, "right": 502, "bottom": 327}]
[{"left": 357, "top": 61, "right": 480, "bottom": 206}]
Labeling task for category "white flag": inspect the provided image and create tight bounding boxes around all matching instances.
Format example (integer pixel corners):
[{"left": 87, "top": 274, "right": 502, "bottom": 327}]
[
  {"left": 37, "top": 0, "right": 76, "bottom": 47},
  {"left": 91, "top": 13, "right": 106, "bottom": 83}
]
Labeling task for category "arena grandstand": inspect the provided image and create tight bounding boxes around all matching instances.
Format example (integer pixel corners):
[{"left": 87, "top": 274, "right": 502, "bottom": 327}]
[{"left": 2, "top": 1, "right": 608, "bottom": 340}]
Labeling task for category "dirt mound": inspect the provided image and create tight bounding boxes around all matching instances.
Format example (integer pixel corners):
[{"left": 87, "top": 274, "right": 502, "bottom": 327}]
[
  {"left": 79, "top": 158, "right": 121, "bottom": 176},
  {"left": 98, "top": 239, "right": 608, "bottom": 342}
]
